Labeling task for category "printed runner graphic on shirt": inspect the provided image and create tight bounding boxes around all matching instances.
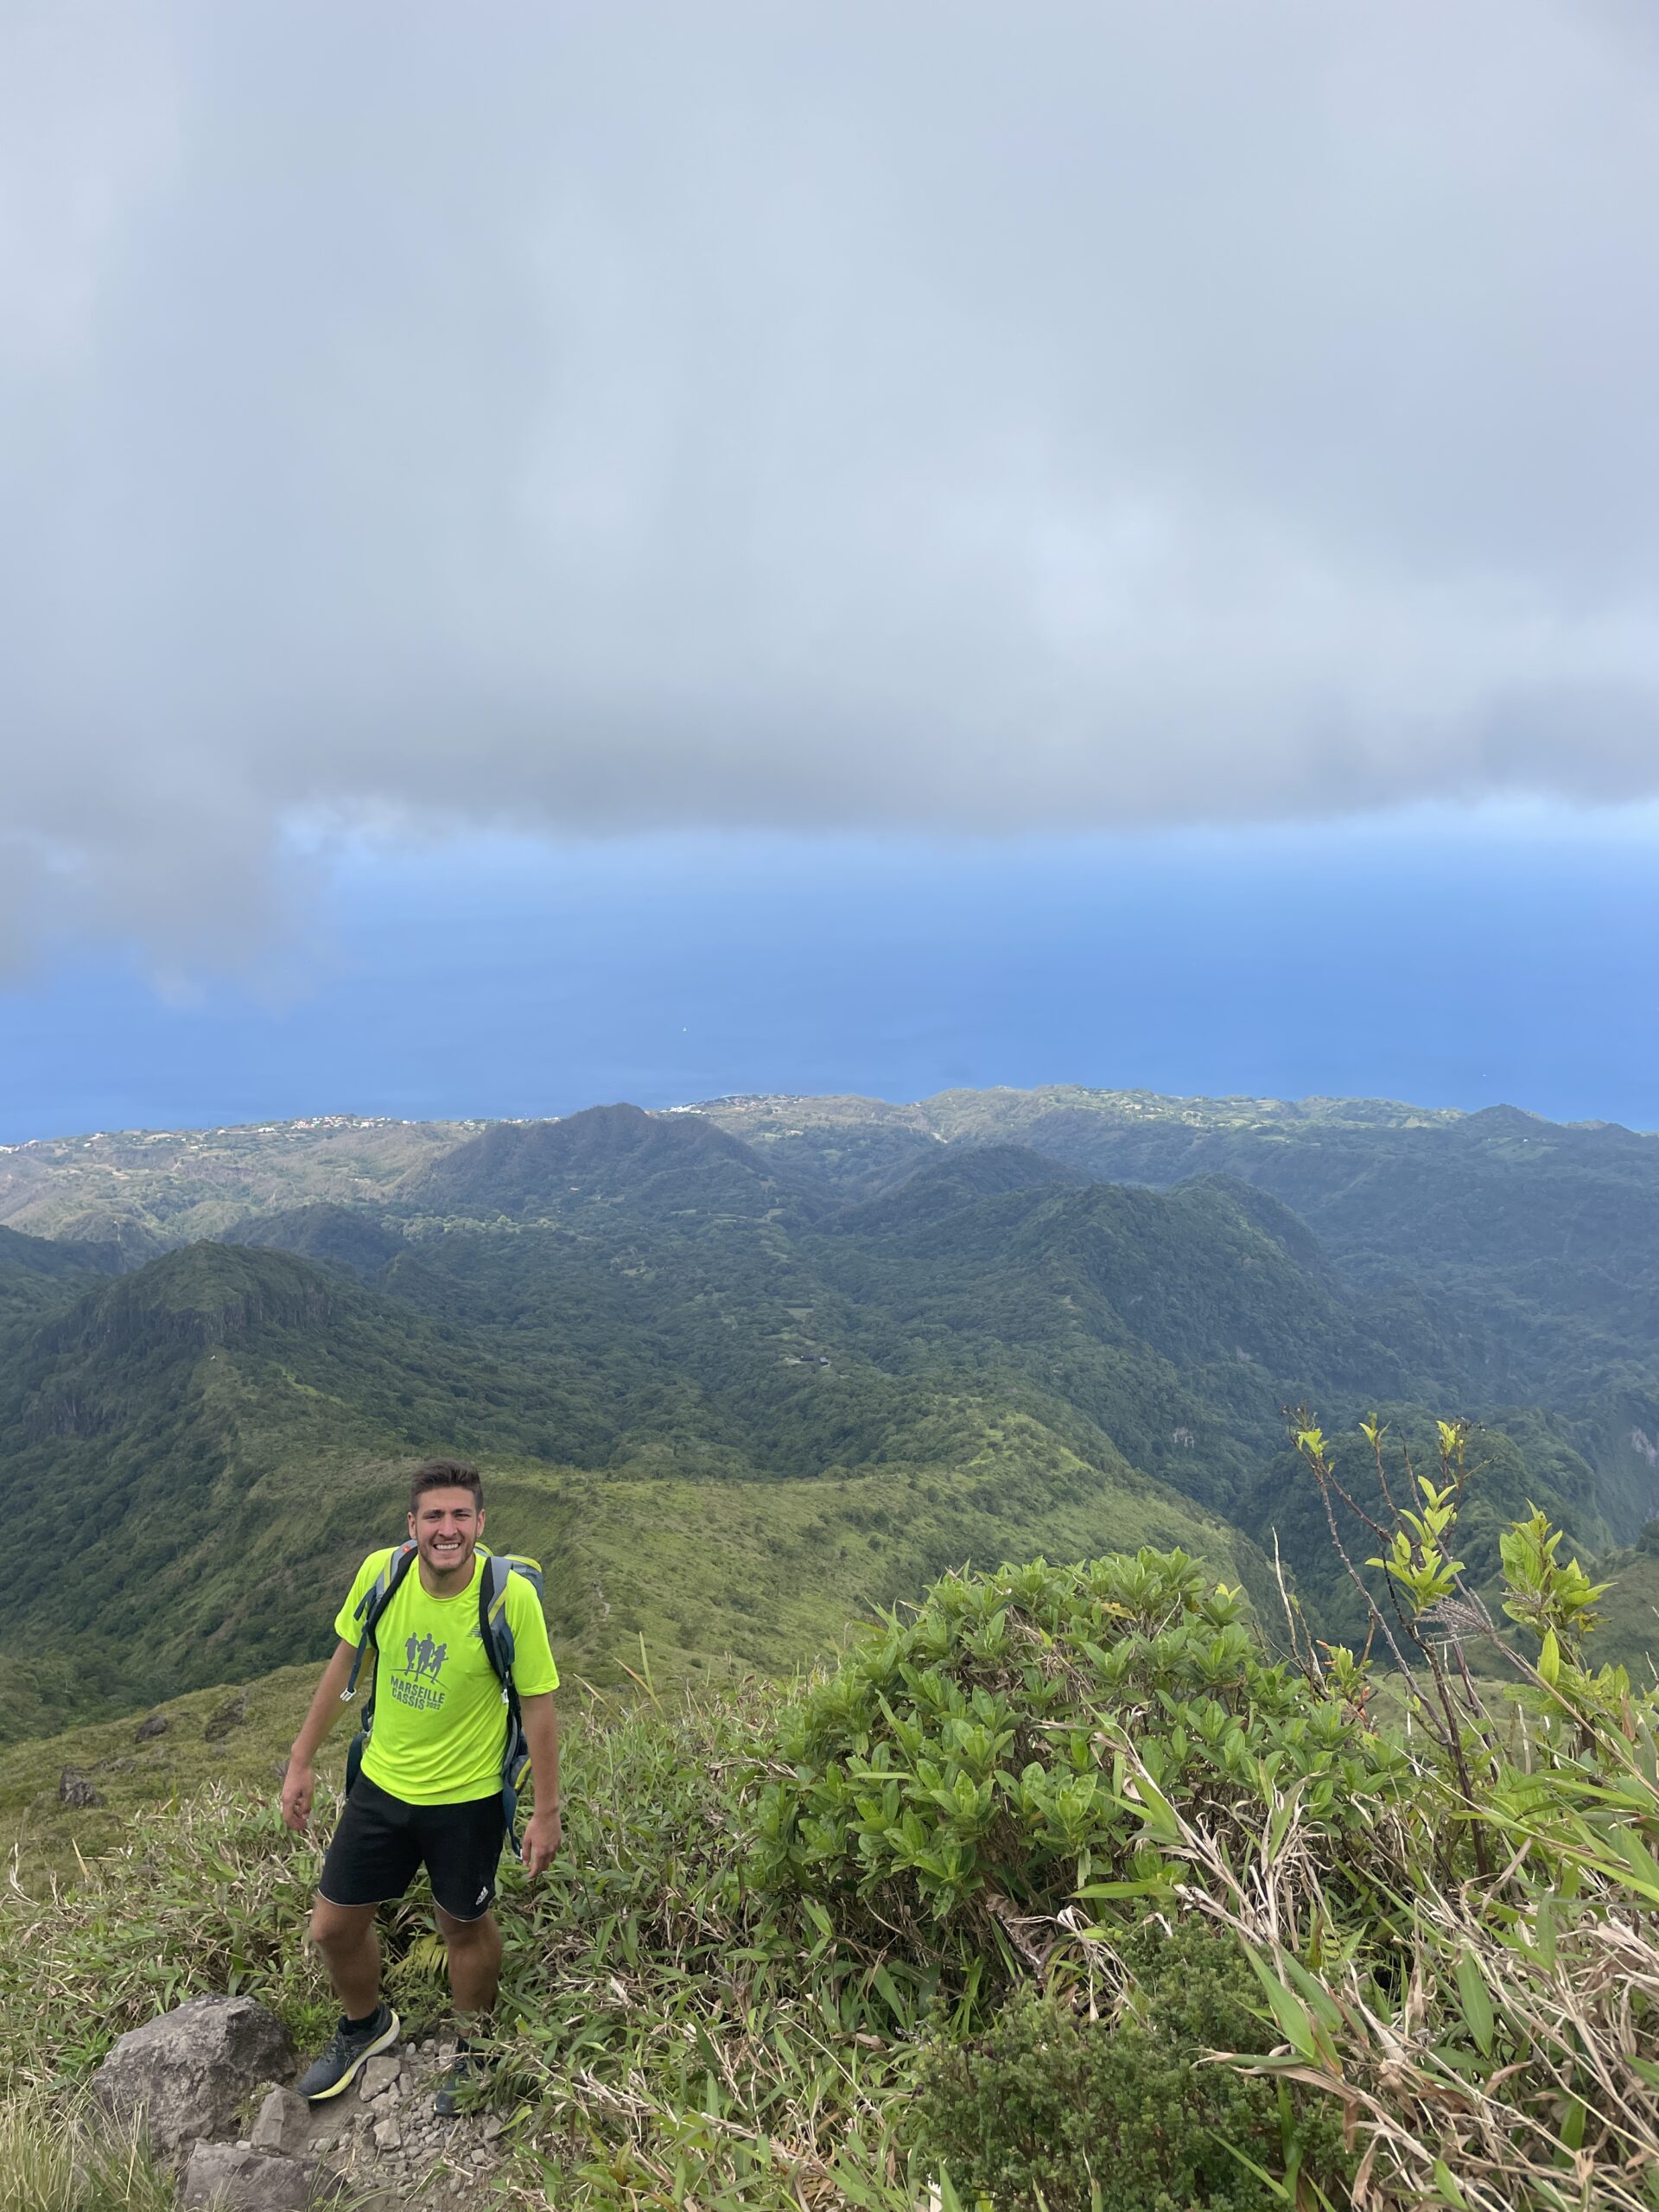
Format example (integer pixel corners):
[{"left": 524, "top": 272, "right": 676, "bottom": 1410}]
[{"left": 391, "top": 1632, "right": 451, "bottom": 1712}]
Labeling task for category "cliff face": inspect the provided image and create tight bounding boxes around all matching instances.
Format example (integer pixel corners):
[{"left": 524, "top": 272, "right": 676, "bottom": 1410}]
[{"left": 31, "top": 1243, "right": 341, "bottom": 1364}]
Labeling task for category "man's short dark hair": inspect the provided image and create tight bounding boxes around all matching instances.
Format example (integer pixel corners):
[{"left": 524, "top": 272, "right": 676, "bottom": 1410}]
[{"left": 409, "top": 1458, "right": 484, "bottom": 1514}]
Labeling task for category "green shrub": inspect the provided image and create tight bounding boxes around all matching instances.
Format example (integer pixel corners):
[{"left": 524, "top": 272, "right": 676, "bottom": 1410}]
[
  {"left": 912, "top": 1920, "right": 1348, "bottom": 2212},
  {"left": 752, "top": 1549, "right": 1418, "bottom": 1961}
]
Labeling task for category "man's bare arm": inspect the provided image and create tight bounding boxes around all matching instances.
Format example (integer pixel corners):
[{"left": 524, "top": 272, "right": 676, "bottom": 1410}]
[
  {"left": 518, "top": 1691, "right": 561, "bottom": 1876},
  {"left": 280, "top": 1638, "right": 358, "bottom": 1834}
]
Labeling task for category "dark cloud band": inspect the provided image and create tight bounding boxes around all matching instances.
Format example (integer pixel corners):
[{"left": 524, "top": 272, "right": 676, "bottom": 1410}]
[{"left": 3, "top": 0, "right": 1657, "bottom": 967}]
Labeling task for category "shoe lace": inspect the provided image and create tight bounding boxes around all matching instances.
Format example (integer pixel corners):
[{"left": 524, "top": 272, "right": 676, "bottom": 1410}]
[{"left": 323, "top": 2013, "right": 377, "bottom": 2067}]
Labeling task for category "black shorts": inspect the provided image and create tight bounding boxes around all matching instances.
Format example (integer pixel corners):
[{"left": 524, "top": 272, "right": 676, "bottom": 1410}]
[{"left": 318, "top": 1773, "right": 507, "bottom": 1923}]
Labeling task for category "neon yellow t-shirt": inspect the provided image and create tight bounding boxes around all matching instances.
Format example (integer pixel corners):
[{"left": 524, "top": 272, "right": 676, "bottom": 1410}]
[{"left": 335, "top": 1547, "right": 558, "bottom": 1806}]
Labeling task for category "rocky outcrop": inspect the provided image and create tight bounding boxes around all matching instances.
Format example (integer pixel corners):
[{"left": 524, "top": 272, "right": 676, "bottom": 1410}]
[
  {"left": 92, "top": 1994, "right": 296, "bottom": 2155},
  {"left": 250, "top": 2087, "right": 310, "bottom": 2158},
  {"left": 180, "top": 2141, "right": 316, "bottom": 2209},
  {"left": 312, "top": 2033, "right": 508, "bottom": 2202},
  {"left": 92, "top": 1995, "right": 506, "bottom": 2203},
  {"left": 203, "top": 1690, "right": 250, "bottom": 1742}
]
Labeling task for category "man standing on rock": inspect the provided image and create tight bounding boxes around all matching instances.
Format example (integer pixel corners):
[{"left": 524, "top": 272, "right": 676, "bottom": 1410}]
[{"left": 280, "top": 1459, "right": 561, "bottom": 2113}]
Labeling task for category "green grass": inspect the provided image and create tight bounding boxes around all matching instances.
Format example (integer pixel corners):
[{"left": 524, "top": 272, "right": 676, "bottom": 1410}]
[
  {"left": 0, "top": 1676, "right": 926, "bottom": 2211},
  {"left": 0, "top": 1666, "right": 321, "bottom": 1870},
  {"left": 0, "top": 2090, "right": 178, "bottom": 2212},
  {"left": 4, "top": 1529, "right": 1658, "bottom": 2212}
]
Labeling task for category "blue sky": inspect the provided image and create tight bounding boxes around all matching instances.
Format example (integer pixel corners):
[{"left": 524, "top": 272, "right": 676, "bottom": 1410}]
[{"left": 4, "top": 809, "right": 1654, "bottom": 1142}]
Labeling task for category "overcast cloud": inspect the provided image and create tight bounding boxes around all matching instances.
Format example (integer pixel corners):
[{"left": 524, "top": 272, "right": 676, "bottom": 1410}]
[{"left": 3, "top": 0, "right": 1658, "bottom": 967}]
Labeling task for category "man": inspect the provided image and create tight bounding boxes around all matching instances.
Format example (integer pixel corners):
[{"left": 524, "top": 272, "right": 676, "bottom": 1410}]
[{"left": 280, "top": 1458, "right": 561, "bottom": 2113}]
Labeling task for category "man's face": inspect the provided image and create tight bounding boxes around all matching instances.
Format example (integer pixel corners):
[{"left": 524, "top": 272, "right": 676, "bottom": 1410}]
[{"left": 408, "top": 1486, "right": 484, "bottom": 1575}]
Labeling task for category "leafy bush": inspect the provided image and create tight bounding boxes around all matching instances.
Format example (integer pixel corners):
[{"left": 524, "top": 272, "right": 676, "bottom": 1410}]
[
  {"left": 1260, "top": 1416, "right": 1659, "bottom": 2211},
  {"left": 913, "top": 1919, "right": 1348, "bottom": 2212},
  {"left": 752, "top": 1548, "right": 1417, "bottom": 1959}
]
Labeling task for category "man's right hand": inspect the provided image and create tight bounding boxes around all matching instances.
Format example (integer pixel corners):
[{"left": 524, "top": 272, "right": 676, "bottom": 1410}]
[{"left": 281, "top": 1755, "right": 315, "bottom": 1834}]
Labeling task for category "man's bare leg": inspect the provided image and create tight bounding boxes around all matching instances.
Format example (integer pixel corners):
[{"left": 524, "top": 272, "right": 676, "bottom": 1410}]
[
  {"left": 435, "top": 1903, "right": 503, "bottom": 2017},
  {"left": 308, "top": 1896, "right": 382, "bottom": 2019}
]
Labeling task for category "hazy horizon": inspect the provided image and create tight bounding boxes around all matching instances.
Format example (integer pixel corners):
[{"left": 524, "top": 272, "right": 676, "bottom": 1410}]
[{"left": 6, "top": 810, "right": 1656, "bottom": 1146}]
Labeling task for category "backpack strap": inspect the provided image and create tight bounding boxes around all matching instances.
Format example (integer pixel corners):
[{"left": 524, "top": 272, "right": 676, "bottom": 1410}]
[
  {"left": 477, "top": 1549, "right": 543, "bottom": 1839},
  {"left": 477, "top": 1549, "right": 519, "bottom": 1683},
  {"left": 340, "top": 1541, "right": 419, "bottom": 1703},
  {"left": 338, "top": 1540, "right": 417, "bottom": 1799}
]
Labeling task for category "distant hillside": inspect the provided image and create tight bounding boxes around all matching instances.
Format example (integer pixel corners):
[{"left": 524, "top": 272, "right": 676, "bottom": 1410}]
[
  {"left": 397, "top": 1102, "right": 811, "bottom": 1225},
  {"left": 696, "top": 1086, "right": 1659, "bottom": 1536},
  {"left": 223, "top": 1200, "right": 406, "bottom": 1281},
  {"left": 826, "top": 1142, "right": 1084, "bottom": 1236},
  {"left": 0, "top": 1222, "right": 121, "bottom": 1332},
  {"left": 0, "top": 1223, "right": 1284, "bottom": 1736},
  {"left": 0, "top": 1243, "right": 613, "bottom": 1732},
  {"left": 0, "top": 1114, "right": 476, "bottom": 1247},
  {"left": 5, "top": 1083, "right": 1659, "bottom": 1734}
]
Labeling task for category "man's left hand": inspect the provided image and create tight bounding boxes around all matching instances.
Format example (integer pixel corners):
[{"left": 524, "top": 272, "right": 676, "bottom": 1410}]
[{"left": 520, "top": 1805, "right": 562, "bottom": 1878}]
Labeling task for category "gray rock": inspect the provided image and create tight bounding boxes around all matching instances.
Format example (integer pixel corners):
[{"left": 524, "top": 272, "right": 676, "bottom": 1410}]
[
  {"left": 372, "top": 2114, "right": 403, "bottom": 2152},
  {"left": 358, "top": 2054, "right": 401, "bottom": 2100},
  {"left": 250, "top": 2087, "right": 310, "bottom": 2158},
  {"left": 59, "top": 1764, "right": 102, "bottom": 1807},
  {"left": 180, "top": 2142, "right": 310, "bottom": 2209},
  {"left": 93, "top": 1994, "right": 296, "bottom": 2154},
  {"left": 135, "top": 1713, "right": 171, "bottom": 1741},
  {"left": 203, "top": 1690, "right": 250, "bottom": 1743}
]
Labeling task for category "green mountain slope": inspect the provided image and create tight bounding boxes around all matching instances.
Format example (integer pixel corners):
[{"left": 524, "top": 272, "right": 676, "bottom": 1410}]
[
  {"left": 223, "top": 1200, "right": 407, "bottom": 1281},
  {"left": 0, "top": 1235, "right": 1267, "bottom": 1738},
  {"left": 0, "top": 1243, "right": 613, "bottom": 1732},
  {"left": 1579, "top": 1521, "right": 1659, "bottom": 1681},
  {"left": 698, "top": 1087, "right": 1659, "bottom": 1539},
  {"left": 0, "top": 1222, "right": 118, "bottom": 1332},
  {"left": 7, "top": 1084, "right": 1659, "bottom": 1739}
]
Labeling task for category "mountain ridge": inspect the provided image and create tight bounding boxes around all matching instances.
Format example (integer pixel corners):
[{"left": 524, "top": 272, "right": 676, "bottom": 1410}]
[{"left": 4, "top": 1083, "right": 1658, "bottom": 1739}]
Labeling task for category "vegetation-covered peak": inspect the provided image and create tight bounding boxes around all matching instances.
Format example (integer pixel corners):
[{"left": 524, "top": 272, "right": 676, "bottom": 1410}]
[
  {"left": 397, "top": 1101, "right": 811, "bottom": 1223},
  {"left": 826, "top": 1141, "right": 1083, "bottom": 1236},
  {"left": 30, "top": 1241, "right": 343, "bottom": 1362}
]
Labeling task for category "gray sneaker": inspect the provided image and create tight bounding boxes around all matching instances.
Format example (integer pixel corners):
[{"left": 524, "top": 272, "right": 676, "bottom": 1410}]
[
  {"left": 433, "top": 2040, "right": 484, "bottom": 2118},
  {"left": 296, "top": 2002, "right": 400, "bottom": 2102}
]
